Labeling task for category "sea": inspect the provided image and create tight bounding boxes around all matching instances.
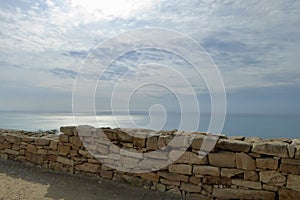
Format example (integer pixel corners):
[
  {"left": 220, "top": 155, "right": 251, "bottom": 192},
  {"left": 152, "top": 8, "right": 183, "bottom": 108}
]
[{"left": 0, "top": 111, "right": 299, "bottom": 139}]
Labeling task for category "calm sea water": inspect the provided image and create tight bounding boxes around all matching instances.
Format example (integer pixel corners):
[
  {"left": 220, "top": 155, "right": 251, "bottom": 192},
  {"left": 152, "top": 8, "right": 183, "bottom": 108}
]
[{"left": 0, "top": 111, "right": 299, "bottom": 139}]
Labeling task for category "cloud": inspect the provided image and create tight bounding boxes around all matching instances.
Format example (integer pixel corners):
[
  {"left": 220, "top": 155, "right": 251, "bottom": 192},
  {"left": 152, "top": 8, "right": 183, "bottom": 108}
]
[{"left": 0, "top": 0, "right": 300, "bottom": 112}]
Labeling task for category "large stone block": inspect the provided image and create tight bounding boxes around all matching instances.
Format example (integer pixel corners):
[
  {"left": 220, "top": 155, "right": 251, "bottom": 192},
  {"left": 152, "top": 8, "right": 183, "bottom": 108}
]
[
  {"left": 280, "top": 164, "right": 300, "bottom": 175},
  {"left": 252, "top": 142, "right": 289, "bottom": 158},
  {"left": 181, "top": 182, "right": 201, "bottom": 193},
  {"left": 256, "top": 158, "right": 278, "bottom": 170},
  {"left": 168, "top": 164, "right": 192, "bottom": 175},
  {"left": 221, "top": 168, "right": 244, "bottom": 178},
  {"left": 169, "top": 150, "right": 207, "bottom": 164},
  {"left": 193, "top": 165, "right": 219, "bottom": 176},
  {"left": 158, "top": 172, "right": 189, "bottom": 182},
  {"left": 259, "top": 171, "right": 286, "bottom": 186},
  {"left": 208, "top": 152, "right": 236, "bottom": 168},
  {"left": 232, "top": 179, "right": 262, "bottom": 190},
  {"left": 244, "top": 170, "right": 258, "bottom": 181},
  {"left": 75, "top": 162, "right": 100, "bottom": 173},
  {"left": 236, "top": 152, "right": 256, "bottom": 170},
  {"left": 286, "top": 174, "right": 300, "bottom": 192},
  {"left": 279, "top": 188, "right": 300, "bottom": 200},
  {"left": 217, "top": 139, "right": 252, "bottom": 152},
  {"left": 213, "top": 188, "right": 275, "bottom": 199},
  {"left": 34, "top": 138, "right": 50, "bottom": 146},
  {"left": 282, "top": 158, "right": 300, "bottom": 166}
]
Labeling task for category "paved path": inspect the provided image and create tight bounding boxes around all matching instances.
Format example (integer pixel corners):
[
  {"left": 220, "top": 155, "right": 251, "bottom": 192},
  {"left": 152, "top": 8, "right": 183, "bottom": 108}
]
[{"left": 0, "top": 159, "right": 181, "bottom": 200}]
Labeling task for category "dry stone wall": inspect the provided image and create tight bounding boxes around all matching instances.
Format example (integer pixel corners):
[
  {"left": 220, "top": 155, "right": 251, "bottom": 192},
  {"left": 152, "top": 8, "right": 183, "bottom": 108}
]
[{"left": 0, "top": 126, "right": 300, "bottom": 200}]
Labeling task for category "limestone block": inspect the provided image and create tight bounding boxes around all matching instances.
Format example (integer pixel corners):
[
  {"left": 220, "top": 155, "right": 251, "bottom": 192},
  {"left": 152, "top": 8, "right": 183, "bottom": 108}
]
[
  {"left": 221, "top": 168, "right": 244, "bottom": 178},
  {"left": 169, "top": 150, "right": 207, "bottom": 164},
  {"left": 280, "top": 164, "right": 300, "bottom": 175},
  {"left": 34, "top": 138, "right": 50, "bottom": 146},
  {"left": 217, "top": 139, "right": 252, "bottom": 152},
  {"left": 208, "top": 152, "right": 236, "bottom": 168},
  {"left": 256, "top": 158, "right": 278, "bottom": 170},
  {"left": 232, "top": 179, "right": 262, "bottom": 190},
  {"left": 160, "top": 178, "right": 180, "bottom": 186},
  {"left": 181, "top": 182, "right": 201, "bottom": 193},
  {"left": 236, "top": 152, "right": 256, "bottom": 170},
  {"left": 26, "top": 144, "right": 37, "bottom": 154},
  {"left": 57, "top": 156, "right": 73, "bottom": 166},
  {"left": 60, "top": 126, "right": 77, "bottom": 136},
  {"left": 193, "top": 165, "right": 219, "bottom": 176},
  {"left": 252, "top": 142, "right": 289, "bottom": 158},
  {"left": 158, "top": 171, "right": 189, "bottom": 182},
  {"left": 244, "top": 170, "right": 258, "bottom": 181},
  {"left": 279, "top": 188, "right": 300, "bottom": 200},
  {"left": 286, "top": 174, "right": 300, "bottom": 192},
  {"left": 259, "top": 171, "right": 286, "bottom": 186},
  {"left": 75, "top": 162, "right": 100, "bottom": 173},
  {"left": 168, "top": 164, "right": 192, "bottom": 175}
]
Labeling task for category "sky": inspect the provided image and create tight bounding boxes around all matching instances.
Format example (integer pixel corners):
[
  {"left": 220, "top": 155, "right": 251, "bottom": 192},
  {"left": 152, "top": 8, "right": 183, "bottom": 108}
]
[{"left": 0, "top": 0, "right": 300, "bottom": 114}]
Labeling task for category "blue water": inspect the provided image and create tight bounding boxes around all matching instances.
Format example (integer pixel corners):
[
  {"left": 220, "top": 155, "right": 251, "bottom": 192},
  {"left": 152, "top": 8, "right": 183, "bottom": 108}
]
[{"left": 0, "top": 111, "right": 299, "bottom": 139}]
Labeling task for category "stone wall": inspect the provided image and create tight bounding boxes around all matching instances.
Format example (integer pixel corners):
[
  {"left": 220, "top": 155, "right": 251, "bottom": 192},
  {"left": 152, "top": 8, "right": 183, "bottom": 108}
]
[{"left": 0, "top": 126, "right": 300, "bottom": 199}]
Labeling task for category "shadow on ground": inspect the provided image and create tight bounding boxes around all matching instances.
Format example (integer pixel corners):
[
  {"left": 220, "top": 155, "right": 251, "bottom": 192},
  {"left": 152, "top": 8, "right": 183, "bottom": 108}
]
[{"left": 0, "top": 159, "right": 181, "bottom": 200}]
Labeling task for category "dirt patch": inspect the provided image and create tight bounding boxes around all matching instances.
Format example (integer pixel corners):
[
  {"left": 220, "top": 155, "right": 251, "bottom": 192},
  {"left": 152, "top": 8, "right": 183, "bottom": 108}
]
[{"left": 0, "top": 159, "right": 180, "bottom": 200}]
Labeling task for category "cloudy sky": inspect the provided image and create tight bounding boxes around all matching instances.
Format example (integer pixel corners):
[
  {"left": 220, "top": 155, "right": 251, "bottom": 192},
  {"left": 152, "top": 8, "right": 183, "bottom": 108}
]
[{"left": 0, "top": 0, "right": 300, "bottom": 114}]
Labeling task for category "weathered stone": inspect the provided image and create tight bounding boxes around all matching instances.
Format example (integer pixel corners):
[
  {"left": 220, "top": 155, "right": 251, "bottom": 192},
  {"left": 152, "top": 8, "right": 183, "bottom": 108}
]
[
  {"left": 208, "top": 152, "right": 236, "bottom": 168},
  {"left": 57, "top": 156, "right": 73, "bottom": 165},
  {"left": 158, "top": 172, "right": 189, "bottom": 182},
  {"left": 280, "top": 164, "right": 300, "bottom": 175},
  {"left": 288, "top": 143, "right": 296, "bottom": 158},
  {"left": 58, "top": 134, "right": 69, "bottom": 143},
  {"left": 60, "top": 126, "right": 77, "bottom": 136},
  {"left": 58, "top": 145, "right": 70, "bottom": 156},
  {"left": 34, "top": 138, "right": 50, "bottom": 146},
  {"left": 244, "top": 170, "right": 258, "bottom": 181},
  {"left": 279, "top": 188, "right": 300, "bottom": 200},
  {"left": 217, "top": 139, "right": 252, "bottom": 152},
  {"left": 252, "top": 142, "right": 289, "bottom": 158},
  {"left": 295, "top": 145, "right": 300, "bottom": 159},
  {"left": 69, "top": 136, "right": 82, "bottom": 146},
  {"left": 121, "top": 156, "right": 139, "bottom": 168},
  {"left": 189, "top": 176, "right": 201, "bottom": 185},
  {"left": 256, "top": 158, "right": 278, "bottom": 170},
  {"left": 236, "top": 152, "right": 256, "bottom": 170},
  {"left": 191, "top": 135, "right": 204, "bottom": 149},
  {"left": 26, "top": 144, "right": 37, "bottom": 154},
  {"left": 263, "top": 184, "right": 278, "bottom": 192},
  {"left": 49, "top": 140, "right": 58, "bottom": 150},
  {"left": 169, "top": 150, "right": 208, "bottom": 164},
  {"left": 232, "top": 179, "right": 262, "bottom": 190},
  {"left": 78, "top": 149, "right": 93, "bottom": 158},
  {"left": 221, "top": 168, "right": 244, "bottom": 178},
  {"left": 146, "top": 135, "right": 159, "bottom": 150},
  {"left": 213, "top": 188, "right": 275, "bottom": 200},
  {"left": 100, "top": 170, "right": 113, "bottom": 179},
  {"left": 138, "top": 173, "right": 159, "bottom": 182},
  {"left": 146, "top": 151, "right": 168, "bottom": 160},
  {"left": 169, "top": 164, "right": 192, "bottom": 175},
  {"left": 203, "top": 176, "right": 231, "bottom": 185},
  {"left": 37, "top": 149, "right": 47, "bottom": 155},
  {"left": 133, "top": 132, "right": 146, "bottom": 148},
  {"left": 26, "top": 153, "right": 44, "bottom": 164},
  {"left": 260, "top": 171, "right": 286, "bottom": 185},
  {"left": 118, "top": 131, "right": 134, "bottom": 143},
  {"left": 286, "top": 174, "right": 300, "bottom": 192},
  {"left": 181, "top": 182, "right": 201, "bottom": 193},
  {"left": 193, "top": 165, "right": 219, "bottom": 176},
  {"left": 160, "top": 178, "right": 180, "bottom": 186},
  {"left": 4, "top": 149, "right": 19, "bottom": 155},
  {"left": 282, "top": 158, "right": 300, "bottom": 166},
  {"left": 75, "top": 163, "right": 100, "bottom": 173}
]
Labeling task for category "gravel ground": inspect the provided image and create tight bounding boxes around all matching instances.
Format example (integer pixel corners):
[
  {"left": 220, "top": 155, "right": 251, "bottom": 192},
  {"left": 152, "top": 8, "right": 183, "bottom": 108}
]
[{"left": 0, "top": 159, "right": 181, "bottom": 200}]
